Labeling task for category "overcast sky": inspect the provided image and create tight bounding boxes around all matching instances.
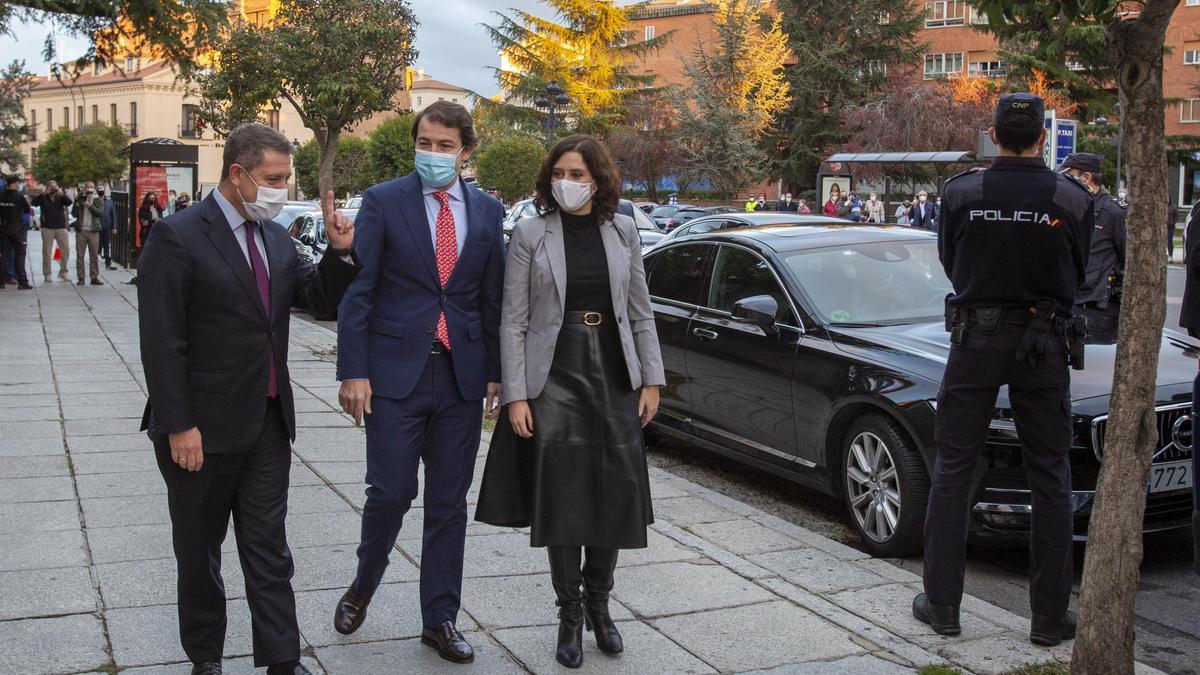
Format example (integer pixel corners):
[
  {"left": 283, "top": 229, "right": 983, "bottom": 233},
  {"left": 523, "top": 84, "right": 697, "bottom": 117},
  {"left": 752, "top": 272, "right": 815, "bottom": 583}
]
[{"left": 0, "top": 1, "right": 552, "bottom": 98}]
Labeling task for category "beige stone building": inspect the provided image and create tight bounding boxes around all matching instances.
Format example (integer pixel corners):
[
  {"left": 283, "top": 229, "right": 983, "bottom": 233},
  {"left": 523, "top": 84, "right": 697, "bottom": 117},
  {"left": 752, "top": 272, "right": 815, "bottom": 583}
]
[{"left": 19, "top": 58, "right": 312, "bottom": 192}]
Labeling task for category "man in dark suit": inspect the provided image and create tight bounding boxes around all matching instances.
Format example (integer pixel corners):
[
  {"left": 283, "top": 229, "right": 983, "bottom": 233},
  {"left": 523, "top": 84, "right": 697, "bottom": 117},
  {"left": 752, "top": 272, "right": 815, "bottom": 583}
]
[
  {"left": 910, "top": 190, "right": 938, "bottom": 231},
  {"left": 1181, "top": 202, "right": 1200, "bottom": 339},
  {"left": 138, "top": 123, "right": 360, "bottom": 675},
  {"left": 776, "top": 192, "right": 799, "bottom": 212},
  {"left": 334, "top": 101, "right": 506, "bottom": 664}
]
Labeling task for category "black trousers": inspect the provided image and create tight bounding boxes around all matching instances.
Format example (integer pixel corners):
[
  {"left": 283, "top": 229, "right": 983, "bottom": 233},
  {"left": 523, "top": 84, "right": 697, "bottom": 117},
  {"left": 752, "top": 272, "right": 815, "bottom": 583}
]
[
  {"left": 0, "top": 226, "right": 28, "bottom": 286},
  {"left": 154, "top": 398, "right": 299, "bottom": 667},
  {"left": 99, "top": 226, "right": 112, "bottom": 264},
  {"left": 923, "top": 321, "right": 1074, "bottom": 621},
  {"left": 1075, "top": 303, "right": 1120, "bottom": 344}
]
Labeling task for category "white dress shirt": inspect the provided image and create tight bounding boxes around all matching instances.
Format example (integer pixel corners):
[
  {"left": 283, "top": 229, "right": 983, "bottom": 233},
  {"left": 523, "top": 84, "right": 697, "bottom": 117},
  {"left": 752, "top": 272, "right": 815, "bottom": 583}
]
[
  {"left": 213, "top": 187, "right": 269, "bottom": 278},
  {"left": 421, "top": 176, "right": 467, "bottom": 256}
]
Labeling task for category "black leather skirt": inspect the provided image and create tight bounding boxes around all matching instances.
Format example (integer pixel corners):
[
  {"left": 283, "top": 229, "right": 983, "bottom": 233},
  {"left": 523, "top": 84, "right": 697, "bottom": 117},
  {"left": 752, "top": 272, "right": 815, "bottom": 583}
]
[{"left": 475, "top": 313, "right": 653, "bottom": 548}]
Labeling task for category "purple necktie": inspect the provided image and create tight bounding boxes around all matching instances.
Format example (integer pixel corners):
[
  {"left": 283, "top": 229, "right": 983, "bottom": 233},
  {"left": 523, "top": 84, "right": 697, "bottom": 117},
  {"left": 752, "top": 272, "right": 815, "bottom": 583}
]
[{"left": 244, "top": 221, "right": 278, "bottom": 398}]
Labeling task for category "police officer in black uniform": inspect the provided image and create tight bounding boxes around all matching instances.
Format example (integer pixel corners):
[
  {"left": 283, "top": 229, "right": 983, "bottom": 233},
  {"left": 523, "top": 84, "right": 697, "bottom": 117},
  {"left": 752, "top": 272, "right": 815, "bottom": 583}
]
[
  {"left": 1062, "top": 152, "right": 1126, "bottom": 343},
  {"left": 0, "top": 175, "right": 33, "bottom": 290},
  {"left": 912, "top": 94, "right": 1094, "bottom": 647}
]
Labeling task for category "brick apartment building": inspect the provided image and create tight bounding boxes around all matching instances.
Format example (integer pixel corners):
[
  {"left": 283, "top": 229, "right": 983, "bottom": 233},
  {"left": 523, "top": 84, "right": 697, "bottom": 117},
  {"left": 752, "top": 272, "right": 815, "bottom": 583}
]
[{"left": 624, "top": 0, "right": 1200, "bottom": 206}]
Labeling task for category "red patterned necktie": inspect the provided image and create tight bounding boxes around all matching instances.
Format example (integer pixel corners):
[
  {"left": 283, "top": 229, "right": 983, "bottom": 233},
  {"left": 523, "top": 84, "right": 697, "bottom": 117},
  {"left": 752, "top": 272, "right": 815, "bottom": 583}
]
[
  {"left": 433, "top": 191, "right": 458, "bottom": 350},
  {"left": 244, "top": 221, "right": 278, "bottom": 397}
]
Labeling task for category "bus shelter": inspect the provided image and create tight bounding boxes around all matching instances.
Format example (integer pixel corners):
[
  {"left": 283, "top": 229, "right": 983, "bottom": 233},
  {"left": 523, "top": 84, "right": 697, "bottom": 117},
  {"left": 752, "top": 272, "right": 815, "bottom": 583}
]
[
  {"left": 817, "top": 151, "right": 980, "bottom": 221},
  {"left": 113, "top": 138, "right": 199, "bottom": 268}
]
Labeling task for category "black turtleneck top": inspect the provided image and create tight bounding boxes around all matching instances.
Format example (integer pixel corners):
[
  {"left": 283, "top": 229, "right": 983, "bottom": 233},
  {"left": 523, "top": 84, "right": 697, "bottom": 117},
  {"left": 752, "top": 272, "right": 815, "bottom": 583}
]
[{"left": 560, "top": 210, "right": 613, "bottom": 313}]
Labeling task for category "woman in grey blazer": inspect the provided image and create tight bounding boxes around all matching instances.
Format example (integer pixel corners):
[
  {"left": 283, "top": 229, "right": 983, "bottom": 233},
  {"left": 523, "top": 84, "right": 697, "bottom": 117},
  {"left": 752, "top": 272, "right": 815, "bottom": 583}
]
[{"left": 476, "top": 135, "right": 665, "bottom": 668}]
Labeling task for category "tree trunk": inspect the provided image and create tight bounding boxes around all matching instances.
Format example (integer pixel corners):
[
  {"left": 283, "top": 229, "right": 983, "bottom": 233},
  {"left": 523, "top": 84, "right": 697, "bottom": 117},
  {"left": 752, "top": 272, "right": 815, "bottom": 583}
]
[
  {"left": 315, "top": 128, "right": 340, "bottom": 201},
  {"left": 1072, "top": 2, "right": 1178, "bottom": 673}
]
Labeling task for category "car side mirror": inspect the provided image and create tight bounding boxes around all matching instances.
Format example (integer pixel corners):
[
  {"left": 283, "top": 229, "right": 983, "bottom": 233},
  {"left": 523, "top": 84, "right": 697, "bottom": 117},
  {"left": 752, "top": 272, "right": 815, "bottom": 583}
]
[{"left": 732, "top": 295, "right": 779, "bottom": 333}]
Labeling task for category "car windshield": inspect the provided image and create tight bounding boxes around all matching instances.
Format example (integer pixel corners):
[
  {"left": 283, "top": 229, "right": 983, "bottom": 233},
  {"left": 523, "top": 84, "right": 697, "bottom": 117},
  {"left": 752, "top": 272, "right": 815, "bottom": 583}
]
[
  {"left": 632, "top": 207, "right": 657, "bottom": 231},
  {"left": 651, "top": 205, "right": 679, "bottom": 218},
  {"left": 675, "top": 209, "right": 707, "bottom": 221},
  {"left": 346, "top": 197, "right": 362, "bottom": 209},
  {"left": 783, "top": 240, "right": 951, "bottom": 325},
  {"left": 276, "top": 205, "right": 312, "bottom": 229}
]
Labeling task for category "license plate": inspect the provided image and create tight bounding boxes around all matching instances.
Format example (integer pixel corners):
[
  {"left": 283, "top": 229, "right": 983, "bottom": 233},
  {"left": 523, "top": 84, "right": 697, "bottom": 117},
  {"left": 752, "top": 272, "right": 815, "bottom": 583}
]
[{"left": 1147, "top": 460, "right": 1193, "bottom": 494}]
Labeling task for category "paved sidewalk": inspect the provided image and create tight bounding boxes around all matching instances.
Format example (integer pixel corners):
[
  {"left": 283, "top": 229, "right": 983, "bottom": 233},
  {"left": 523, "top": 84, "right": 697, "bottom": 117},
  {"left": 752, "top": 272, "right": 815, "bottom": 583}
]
[{"left": 0, "top": 239, "right": 1159, "bottom": 674}]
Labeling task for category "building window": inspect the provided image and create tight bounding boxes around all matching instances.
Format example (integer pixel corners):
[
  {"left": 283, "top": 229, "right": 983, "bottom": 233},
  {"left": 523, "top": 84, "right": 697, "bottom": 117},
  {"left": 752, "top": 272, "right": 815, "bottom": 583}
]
[
  {"left": 46, "top": 108, "right": 52, "bottom": 132},
  {"left": 91, "top": 105, "right": 98, "bottom": 124},
  {"left": 970, "top": 6, "right": 989, "bottom": 24},
  {"left": 93, "top": 62, "right": 102, "bottom": 76},
  {"left": 925, "top": 1, "right": 966, "bottom": 28},
  {"left": 129, "top": 102, "right": 138, "bottom": 136},
  {"left": 1188, "top": 0, "right": 1200, "bottom": 6},
  {"left": 416, "top": 96, "right": 422, "bottom": 106},
  {"left": 29, "top": 109, "right": 36, "bottom": 140},
  {"left": 265, "top": 109, "right": 279, "bottom": 129},
  {"left": 77, "top": 106, "right": 84, "bottom": 127},
  {"left": 63, "top": 107, "right": 69, "bottom": 129},
  {"left": 968, "top": 60, "right": 1007, "bottom": 78},
  {"left": 181, "top": 104, "right": 200, "bottom": 138},
  {"left": 110, "top": 103, "right": 117, "bottom": 123},
  {"left": 1186, "top": 50, "right": 1200, "bottom": 65},
  {"left": 924, "top": 52, "right": 964, "bottom": 79},
  {"left": 1180, "top": 99, "right": 1200, "bottom": 123},
  {"left": 125, "top": 56, "right": 138, "bottom": 72},
  {"left": 645, "top": 25, "right": 655, "bottom": 41}
]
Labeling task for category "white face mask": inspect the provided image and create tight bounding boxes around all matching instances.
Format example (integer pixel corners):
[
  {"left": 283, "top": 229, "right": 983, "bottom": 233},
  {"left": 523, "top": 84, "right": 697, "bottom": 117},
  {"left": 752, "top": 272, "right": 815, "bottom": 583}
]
[
  {"left": 1118, "top": 191, "right": 1127, "bottom": 200},
  {"left": 238, "top": 168, "right": 288, "bottom": 221},
  {"left": 552, "top": 179, "right": 594, "bottom": 213},
  {"left": 919, "top": 195, "right": 928, "bottom": 203}
]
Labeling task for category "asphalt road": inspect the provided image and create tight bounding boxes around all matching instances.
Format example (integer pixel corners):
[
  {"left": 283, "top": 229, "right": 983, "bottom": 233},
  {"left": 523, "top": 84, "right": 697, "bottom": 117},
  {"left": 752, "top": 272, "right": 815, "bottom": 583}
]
[{"left": 307, "top": 265, "right": 1197, "bottom": 673}]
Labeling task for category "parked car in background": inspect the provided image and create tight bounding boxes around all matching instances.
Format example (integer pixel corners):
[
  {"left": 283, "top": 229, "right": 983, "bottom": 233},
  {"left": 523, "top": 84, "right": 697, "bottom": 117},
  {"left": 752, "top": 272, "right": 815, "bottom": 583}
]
[
  {"left": 635, "top": 201, "right": 659, "bottom": 215},
  {"left": 650, "top": 204, "right": 693, "bottom": 230},
  {"left": 291, "top": 210, "right": 326, "bottom": 263},
  {"left": 279, "top": 201, "right": 320, "bottom": 238},
  {"left": 502, "top": 198, "right": 666, "bottom": 248},
  {"left": 667, "top": 205, "right": 742, "bottom": 231},
  {"left": 338, "top": 195, "right": 363, "bottom": 222},
  {"left": 655, "top": 212, "right": 844, "bottom": 246},
  {"left": 643, "top": 221, "right": 1195, "bottom": 556}
]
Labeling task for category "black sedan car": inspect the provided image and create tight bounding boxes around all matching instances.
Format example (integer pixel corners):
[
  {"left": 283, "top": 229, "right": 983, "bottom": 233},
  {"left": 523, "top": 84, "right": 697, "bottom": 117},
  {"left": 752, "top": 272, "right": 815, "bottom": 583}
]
[{"left": 643, "top": 222, "right": 1196, "bottom": 556}]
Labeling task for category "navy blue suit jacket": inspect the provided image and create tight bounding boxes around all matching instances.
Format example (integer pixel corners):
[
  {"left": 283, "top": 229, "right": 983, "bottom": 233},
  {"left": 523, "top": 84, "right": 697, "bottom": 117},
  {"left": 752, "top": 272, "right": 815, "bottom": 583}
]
[{"left": 337, "top": 173, "right": 506, "bottom": 401}]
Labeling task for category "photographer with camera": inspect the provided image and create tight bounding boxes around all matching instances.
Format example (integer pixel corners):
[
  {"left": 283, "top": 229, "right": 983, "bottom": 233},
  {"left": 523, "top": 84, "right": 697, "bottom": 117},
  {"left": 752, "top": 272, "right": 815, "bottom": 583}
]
[
  {"left": 1062, "top": 153, "right": 1127, "bottom": 344},
  {"left": 32, "top": 180, "right": 73, "bottom": 282},
  {"left": 71, "top": 181, "right": 105, "bottom": 286}
]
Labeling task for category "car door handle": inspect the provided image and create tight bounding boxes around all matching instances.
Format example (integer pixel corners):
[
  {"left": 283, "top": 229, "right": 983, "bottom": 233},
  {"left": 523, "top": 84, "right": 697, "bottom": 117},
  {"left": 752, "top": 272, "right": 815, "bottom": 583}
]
[{"left": 692, "top": 327, "right": 719, "bottom": 341}]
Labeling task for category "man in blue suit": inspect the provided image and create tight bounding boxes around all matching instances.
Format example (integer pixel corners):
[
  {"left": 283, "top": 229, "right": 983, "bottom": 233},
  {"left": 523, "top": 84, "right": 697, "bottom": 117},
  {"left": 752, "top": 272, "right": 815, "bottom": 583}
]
[{"left": 333, "top": 101, "right": 505, "bottom": 664}]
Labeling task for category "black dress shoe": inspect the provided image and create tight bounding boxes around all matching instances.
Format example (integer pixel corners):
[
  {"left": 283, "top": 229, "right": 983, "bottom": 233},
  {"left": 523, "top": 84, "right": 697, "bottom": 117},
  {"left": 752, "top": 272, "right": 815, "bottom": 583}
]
[
  {"left": 190, "top": 663, "right": 222, "bottom": 675},
  {"left": 555, "top": 601, "right": 585, "bottom": 668},
  {"left": 76, "top": 279, "right": 84, "bottom": 286},
  {"left": 90, "top": 278, "right": 103, "bottom": 285},
  {"left": 421, "top": 620, "right": 474, "bottom": 664},
  {"left": 583, "top": 594, "right": 623, "bottom": 654},
  {"left": 334, "top": 588, "right": 371, "bottom": 635},
  {"left": 17, "top": 284, "right": 32, "bottom": 290},
  {"left": 1031, "top": 609, "right": 1077, "bottom": 646},
  {"left": 912, "top": 593, "right": 961, "bottom": 636}
]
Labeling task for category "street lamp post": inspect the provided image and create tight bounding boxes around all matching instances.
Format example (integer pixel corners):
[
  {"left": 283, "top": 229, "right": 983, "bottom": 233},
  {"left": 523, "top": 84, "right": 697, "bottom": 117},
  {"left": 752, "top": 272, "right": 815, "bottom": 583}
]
[{"left": 535, "top": 81, "right": 570, "bottom": 147}]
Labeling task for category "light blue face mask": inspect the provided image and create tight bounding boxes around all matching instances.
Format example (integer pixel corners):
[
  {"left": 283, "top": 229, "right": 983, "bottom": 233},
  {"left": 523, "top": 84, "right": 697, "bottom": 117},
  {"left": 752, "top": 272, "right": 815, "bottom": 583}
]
[{"left": 415, "top": 148, "right": 462, "bottom": 187}]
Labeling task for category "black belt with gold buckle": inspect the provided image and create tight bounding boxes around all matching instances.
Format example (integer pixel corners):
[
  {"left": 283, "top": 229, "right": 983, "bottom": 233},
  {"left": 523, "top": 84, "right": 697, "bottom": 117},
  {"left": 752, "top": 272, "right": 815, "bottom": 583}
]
[{"left": 565, "top": 310, "right": 606, "bottom": 326}]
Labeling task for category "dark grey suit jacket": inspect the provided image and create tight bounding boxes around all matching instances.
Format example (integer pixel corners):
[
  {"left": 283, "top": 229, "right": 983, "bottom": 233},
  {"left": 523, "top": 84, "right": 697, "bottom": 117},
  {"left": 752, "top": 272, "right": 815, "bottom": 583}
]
[{"left": 137, "top": 193, "right": 359, "bottom": 453}]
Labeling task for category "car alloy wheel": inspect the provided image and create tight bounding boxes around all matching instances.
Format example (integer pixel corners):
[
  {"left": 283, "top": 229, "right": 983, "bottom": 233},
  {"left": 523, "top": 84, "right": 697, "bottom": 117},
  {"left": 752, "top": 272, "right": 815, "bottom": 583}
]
[
  {"left": 846, "top": 431, "right": 901, "bottom": 543},
  {"left": 841, "top": 414, "right": 928, "bottom": 557}
]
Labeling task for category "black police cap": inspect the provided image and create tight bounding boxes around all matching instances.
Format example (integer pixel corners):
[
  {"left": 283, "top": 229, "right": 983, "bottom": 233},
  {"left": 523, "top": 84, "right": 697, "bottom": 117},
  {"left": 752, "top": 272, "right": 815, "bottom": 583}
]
[
  {"left": 5, "top": 174, "right": 24, "bottom": 185},
  {"left": 994, "top": 93, "right": 1045, "bottom": 126},
  {"left": 1058, "top": 152, "right": 1102, "bottom": 175}
]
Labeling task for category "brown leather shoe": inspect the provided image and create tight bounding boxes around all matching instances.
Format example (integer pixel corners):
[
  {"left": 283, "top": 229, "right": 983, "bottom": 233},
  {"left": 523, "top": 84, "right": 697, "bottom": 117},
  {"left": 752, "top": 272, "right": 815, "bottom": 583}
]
[
  {"left": 333, "top": 588, "right": 371, "bottom": 635},
  {"left": 420, "top": 620, "right": 474, "bottom": 664}
]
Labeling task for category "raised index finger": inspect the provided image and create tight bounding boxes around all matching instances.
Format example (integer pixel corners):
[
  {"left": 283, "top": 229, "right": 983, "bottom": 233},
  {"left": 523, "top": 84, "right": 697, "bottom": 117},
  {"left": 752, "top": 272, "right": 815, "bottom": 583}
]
[{"left": 324, "top": 191, "right": 335, "bottom": 220}]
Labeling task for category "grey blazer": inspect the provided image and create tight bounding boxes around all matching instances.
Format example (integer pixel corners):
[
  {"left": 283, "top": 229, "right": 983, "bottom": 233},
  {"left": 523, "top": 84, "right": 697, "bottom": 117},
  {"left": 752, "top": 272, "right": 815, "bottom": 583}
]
[{"left": 501, "top": 210, "right": 666, "bottom": 402}]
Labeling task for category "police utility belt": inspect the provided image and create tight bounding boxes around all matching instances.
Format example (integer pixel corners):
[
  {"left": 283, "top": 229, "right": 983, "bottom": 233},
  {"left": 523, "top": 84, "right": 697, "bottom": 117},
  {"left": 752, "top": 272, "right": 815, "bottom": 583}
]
[{"left": 945, "top": 299, "right": 1086, "bottom": 370}]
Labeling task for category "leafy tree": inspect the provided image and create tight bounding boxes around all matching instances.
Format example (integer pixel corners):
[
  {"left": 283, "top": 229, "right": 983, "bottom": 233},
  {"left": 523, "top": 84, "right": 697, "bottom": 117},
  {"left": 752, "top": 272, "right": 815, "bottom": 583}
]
[
  {"left": 198, "top": 0, "right": 418, "bottom": 197},
  {"left": 331, "top": 136, "right": 374, "bottom": 199},
  {"left": 473, "top": 134, "right": 544, "bottom": 203},
  {"left": 484, "top": 0, "right": 667, "bottom": 125},
  {"left": 769, "top": 0, "right": 926, "bottom": 189},
  {"left": 294, "top": 139, "right": 319, "bottom": 199},
  {"left": 973, "top": 4, "right": 1116, "bottom": 115},
  {"left": 976, "top": 2, "right": 1181, "bottom": 672},
  {"left": 1, "top": 0, "right": 228, "bottom": 78},
  {"left": 0, "top": 60, "right": 36, "bottom": 169},
  {"left": 32, "top": 123, "right": 128, "bottom": 185},
  {"left": 366, "top": 113, "right": 416, "bottom": 184},
  {"left": 607, "top": 93, "right": 681, "bottom": 203},
  {"left": 673, "top": 0, "right": 788, "bottom": 199}
]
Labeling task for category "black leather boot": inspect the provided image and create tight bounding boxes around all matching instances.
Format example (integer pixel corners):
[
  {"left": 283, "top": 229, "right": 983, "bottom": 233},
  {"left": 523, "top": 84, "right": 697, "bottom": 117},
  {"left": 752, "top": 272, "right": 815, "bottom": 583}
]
[
  {"left": 912, "top": 593, "right": 961, "bottom": 636},
  {"left": 583, "top": 546, "right": 624, "bottom": 654},
  {"left": 548, "top": 546, "right": 585, "bottom": 669},
  {"left": 1030, "top": 609, "right": 1077, "bottom": 646}
]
